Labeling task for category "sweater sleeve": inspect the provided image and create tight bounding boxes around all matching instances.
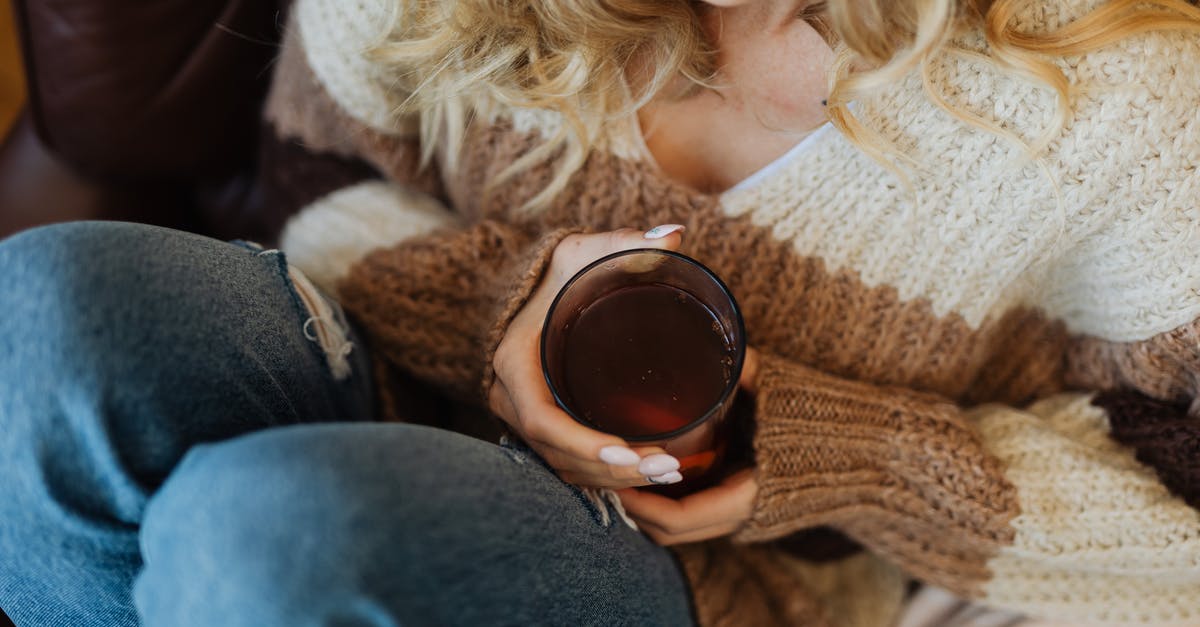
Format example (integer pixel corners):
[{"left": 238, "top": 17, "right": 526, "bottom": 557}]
[
  {"left": 736, "top": 351, "right": 1200, "bottom": 625},
  {"left": 335, "top": 223, "right": 579, "bottom": 402}
]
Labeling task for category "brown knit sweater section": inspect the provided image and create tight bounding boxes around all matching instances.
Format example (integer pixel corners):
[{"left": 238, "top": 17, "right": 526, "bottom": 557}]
[{"left": 265, "top": 7, "right": 1200, "bottom": 625}]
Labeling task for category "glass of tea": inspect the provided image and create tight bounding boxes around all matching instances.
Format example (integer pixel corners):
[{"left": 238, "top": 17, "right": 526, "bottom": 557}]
[{"left": 540, "top": 249, "right": 746, "bottom": 494}]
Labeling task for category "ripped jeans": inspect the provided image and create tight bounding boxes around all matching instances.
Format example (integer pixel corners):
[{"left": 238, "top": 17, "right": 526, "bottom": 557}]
[{"left": 0, "top": 222, "right": 692, "bottom": 627}]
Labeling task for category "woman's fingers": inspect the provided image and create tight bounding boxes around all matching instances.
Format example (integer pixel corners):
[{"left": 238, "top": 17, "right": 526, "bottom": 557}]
[
  {"left": 489, "top": 225, "right": 691, "bottom": 487},
  {"left": 500, "top": 340, "right": 636, "bottom": 459},
  {"left": 499, "top": 358, "right": 652, "bottom": 481},
  {"left": 492, "top": 366, "right": 686, "bottom": 488},
  {"left": 516, "top": 398, "right": 685, "bottom": 486},
  {"left": 538, "top": 446, "right": 644, "bottom": 485},
  {"left": 492, "top": 354, "right": 686, "bottom": 487},
  {"left": 617, "top": 469, "right": 757, "bottom": 544},
  {"left": 487, "top": 381, "right": 518, "bottom": 425},
  {"left": 634, "top": 518, "right": 745, "bottom": 546},
  {"left": 492, "top": 383, "right": 648, "bottom": 487},
  {"left": 739, "top": 346, "right": 760, "bottom": 395},
  {"left": 534, "top": 442, "right": 684, "bottom": 488}
]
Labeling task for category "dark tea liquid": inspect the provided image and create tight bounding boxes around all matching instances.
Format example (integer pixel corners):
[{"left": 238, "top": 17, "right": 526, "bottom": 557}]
[{"left": 557, "top": 283, "right": 735, "bottom": 440}]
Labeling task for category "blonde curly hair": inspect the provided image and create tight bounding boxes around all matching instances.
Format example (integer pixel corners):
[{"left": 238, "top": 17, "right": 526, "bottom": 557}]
[{"left": 371, "top": 0, "right": 1200, "bottom": 209}]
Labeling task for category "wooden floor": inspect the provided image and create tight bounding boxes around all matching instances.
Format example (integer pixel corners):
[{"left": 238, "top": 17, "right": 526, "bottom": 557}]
[{"left": 1, "top": 0, "right": 25, "bottom": 138}]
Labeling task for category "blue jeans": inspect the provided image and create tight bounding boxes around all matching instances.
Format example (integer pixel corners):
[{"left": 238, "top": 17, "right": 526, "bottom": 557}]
[{"left": 0, "top": 222, "right": 693, "bottom": 626}]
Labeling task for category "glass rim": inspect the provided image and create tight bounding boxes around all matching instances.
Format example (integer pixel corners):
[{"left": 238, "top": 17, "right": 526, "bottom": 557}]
[{"left": 539, "top": 248, "right": 747, "bottom": 443}]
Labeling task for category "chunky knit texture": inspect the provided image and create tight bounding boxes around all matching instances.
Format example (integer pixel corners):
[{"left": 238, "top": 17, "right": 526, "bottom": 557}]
[
  {"left": 738, "top": 354, "right": 1020, "bottom": 595},
  {"left": 267, "top": 0, "right": 1200, "bottom": 624}
]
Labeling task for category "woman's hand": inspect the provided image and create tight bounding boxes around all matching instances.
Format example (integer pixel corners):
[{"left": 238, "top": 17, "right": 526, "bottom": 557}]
[
  {"left": 617, "top": 470, "right": 758, "bottom": 545},
  {"left": 617, "top": 345, "right": 762, "bottom": 544},
  {"left": 488, "top": 225, "right": 688, "bottom": 489}
]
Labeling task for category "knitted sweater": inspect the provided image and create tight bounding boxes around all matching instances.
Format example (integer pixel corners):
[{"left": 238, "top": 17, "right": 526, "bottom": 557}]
[{"left": 266, "top": 0, "right": 1200, "bottom": 624}]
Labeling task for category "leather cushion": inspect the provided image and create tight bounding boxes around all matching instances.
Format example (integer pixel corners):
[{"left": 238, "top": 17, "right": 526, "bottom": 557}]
[{"left": 15, "top": 0, "right": 285, "bottom": 179}]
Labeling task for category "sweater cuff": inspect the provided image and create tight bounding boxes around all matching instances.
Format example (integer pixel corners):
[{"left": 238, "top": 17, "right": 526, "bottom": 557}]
[
  {"left": 735, "top": 353, "right": 1014, "bottom": 548},
  {"left": 479, "top": 227, "right": 582, "bottom": 404}
]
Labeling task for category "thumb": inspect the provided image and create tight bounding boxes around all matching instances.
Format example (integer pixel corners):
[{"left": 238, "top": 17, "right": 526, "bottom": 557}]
[
  {"left": 559, "top": 223, "right": 686, "bottom": 264},
  {"left": 550, "top": 225, "right": 687, "bottom": 279},
  {"left": 640, "top": 224, "right": 687, "bottom": 247}
]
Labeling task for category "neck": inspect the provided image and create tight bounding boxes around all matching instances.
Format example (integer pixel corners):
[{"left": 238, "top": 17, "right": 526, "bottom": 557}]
[{"left": 637, "top": 1, "right": 835, "bottom": 193}]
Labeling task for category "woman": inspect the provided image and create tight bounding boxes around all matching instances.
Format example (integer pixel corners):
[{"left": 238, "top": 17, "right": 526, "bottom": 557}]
[{"left": 2, "top": 0, "right": 1198, "bottom": 625}]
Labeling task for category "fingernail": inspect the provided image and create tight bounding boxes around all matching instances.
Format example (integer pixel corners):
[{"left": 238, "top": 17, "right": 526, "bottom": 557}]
[
  {"left": 599, "top": 446, "right": 641, "bottom": 466},
  {"left": 638, "top": 454, "right": 680, "bottom": 476},
  {"left": 648, "top": 471, "right": 683, "bottom": 485},
  {"left": 644, "top": 224, "right": 685, "bottom": 239}
]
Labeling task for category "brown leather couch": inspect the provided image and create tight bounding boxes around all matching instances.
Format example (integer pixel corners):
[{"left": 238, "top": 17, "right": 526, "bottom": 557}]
[{"left": 0, "top": 0, "right": 292, "bottom": 241}]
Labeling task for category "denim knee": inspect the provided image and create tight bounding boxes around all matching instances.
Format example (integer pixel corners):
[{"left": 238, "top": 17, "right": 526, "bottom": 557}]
[
  {"left": 134, "top": 423, "right": 693, "bottom": 627},
  {"left": 134, "top": 423, "right": 493, "bottom": 626}
]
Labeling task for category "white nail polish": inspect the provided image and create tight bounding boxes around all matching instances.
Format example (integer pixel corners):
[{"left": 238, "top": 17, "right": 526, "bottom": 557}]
[
  {"left": 644, "top": 224, "right": 685, "bottom": 239},
  {"left": 599, "top": 446, "right": 641, "bottom": 466},
  {"left": 638, "top": 454, "right": 680, "bottom": 476},
  {"left": 648, "top": 471, "right": 683, "bottom": 485}
]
